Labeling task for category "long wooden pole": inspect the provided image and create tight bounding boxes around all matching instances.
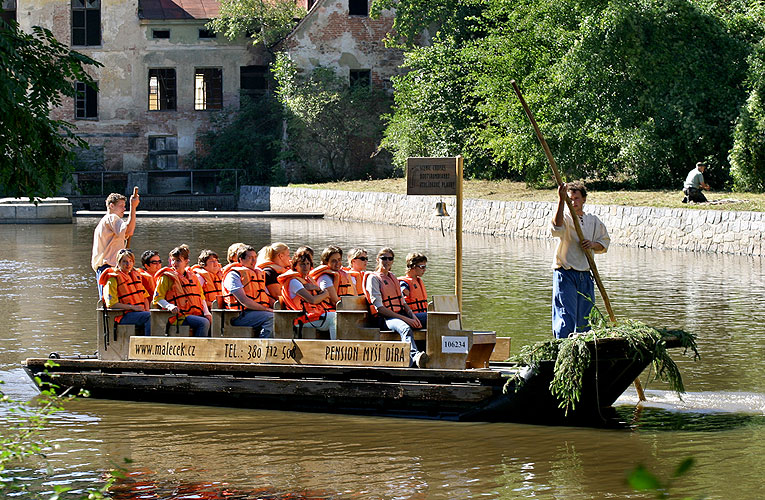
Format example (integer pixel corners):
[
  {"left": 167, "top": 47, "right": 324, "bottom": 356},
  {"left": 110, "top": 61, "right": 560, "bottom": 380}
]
[
  {"left": 510, "top": 80, "right": 646, "bottom": 401},
  {"left": 456, "top": 155, "right": 464, "bottom": 312},
  {"left": 125, "top": 186, "right": 138, "bottom": 249}
]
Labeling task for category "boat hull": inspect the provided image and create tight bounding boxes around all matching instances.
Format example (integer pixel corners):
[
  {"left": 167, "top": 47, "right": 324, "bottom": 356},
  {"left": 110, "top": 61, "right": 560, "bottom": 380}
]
[{"left": 23, "top": 338, "right": 654, "bottom": 426}]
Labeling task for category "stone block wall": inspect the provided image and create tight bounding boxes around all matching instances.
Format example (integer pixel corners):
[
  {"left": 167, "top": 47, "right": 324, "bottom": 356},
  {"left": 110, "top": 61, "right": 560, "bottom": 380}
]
[
  {"left": 0, "top": 203, "right": 73, "bottom": 224},
  {"left": 239, "top": 186, "right": 765, "bottom": 256}
]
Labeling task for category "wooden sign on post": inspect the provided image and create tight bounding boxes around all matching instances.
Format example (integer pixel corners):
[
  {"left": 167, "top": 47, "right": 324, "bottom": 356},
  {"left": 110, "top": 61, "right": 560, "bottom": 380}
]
[
  {"left": 129, "top": 337, "right": 410, "bottom": 368},
  {"left": 406, "top": 157, "right": 459, "bottom": 195}
]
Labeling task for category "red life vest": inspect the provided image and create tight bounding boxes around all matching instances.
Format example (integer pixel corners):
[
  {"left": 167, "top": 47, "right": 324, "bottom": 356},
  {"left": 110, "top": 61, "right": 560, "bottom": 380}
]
[
  {"left": 399, "top": 275, "right": 428, "bottom": 313},
  {"left": 154, "top": 267, "right": 206, "bottom": 323},
  {"left": 98, "top": 268, "right": 147, "bottom": 323},
  {"left": 344, "top": 267, "right": 366, "bottom": 295},
  {"left": 137, "top": 268, "right": 156, "bottom": 299},
  {"left": 364, "top": 270, "right": 406, "bottom": 316},
  {"left": 221, "top": 266, "right": 271, "bottom": 310},
  {"left": 277, "top": 270, "right": 328, "bottom": 323},
  {"left": 191, "top": 264, "right": 223, "bottom": 306}
]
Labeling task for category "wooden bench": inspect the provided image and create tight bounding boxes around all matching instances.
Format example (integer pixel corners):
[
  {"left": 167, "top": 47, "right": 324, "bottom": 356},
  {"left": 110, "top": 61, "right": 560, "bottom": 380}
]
[
  {"left": 97, "top": 300, "right": 139, "bottom": 361},
  {"left": 335, "top": 295, "right": 381, "bottom": 340},
  {"left": 210, "top": 299, "right": 257, "bottom": 338},
  {"left": 150, "top": 308, "right": 191, "bottom": 338},
  {"left": 428, "top": 295, "right": 500, "bottom": 369},
  {"left": 273, "top": 301, "right": 324, "bottom": 339}
]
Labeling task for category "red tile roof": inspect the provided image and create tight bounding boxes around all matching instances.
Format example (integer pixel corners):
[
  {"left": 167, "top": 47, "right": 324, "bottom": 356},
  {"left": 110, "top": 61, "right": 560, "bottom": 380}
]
[{"left": 139, "top": 0, "right": 220, "bottom": 20}]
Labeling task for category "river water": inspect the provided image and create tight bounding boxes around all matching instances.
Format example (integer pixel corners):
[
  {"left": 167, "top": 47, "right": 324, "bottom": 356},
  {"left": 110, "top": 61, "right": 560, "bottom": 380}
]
[{"left": 1, "top": 217, "right": 764, "bottom": 499}]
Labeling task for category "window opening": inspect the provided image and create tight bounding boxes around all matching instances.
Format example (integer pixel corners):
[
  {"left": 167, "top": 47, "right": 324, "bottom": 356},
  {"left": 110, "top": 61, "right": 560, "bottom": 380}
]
[
  {"left": 148, "top": 68, "right": 176, "bottom": 111},
  {"left": 198, "top": 29, "right": 216, "bottom": 39},
  {"left": 194, "top": 68, "right": 223, "bottom": 110},
  {"left": 75, "top": 81, "right": 98, "bottom": 119},
  {"left": 240, "top": 65, "right": 269, "bottom": 97},
  {"left": 348, "top": 0, "right": 367, "bottom": 16},
  {"left": 349, "top": 69, "right": 371, "bottom": 88},
  {"left": 1, "top": 0, "right": 16, "bottom": 25},
  {"left": 149, "top": 136, "right": 178, "bottom": 169},
  {"left": 71, "top": 0, "right": 101, "bottom": 46},
  {"left": 152, "top": 29, "right": 170, "bottom": 39}
]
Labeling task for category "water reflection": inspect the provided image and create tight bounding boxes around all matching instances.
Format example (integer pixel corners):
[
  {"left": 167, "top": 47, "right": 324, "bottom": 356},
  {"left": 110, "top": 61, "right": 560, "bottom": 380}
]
[{"left": 1, "top": 218, "right": 765, "bottom": 499}]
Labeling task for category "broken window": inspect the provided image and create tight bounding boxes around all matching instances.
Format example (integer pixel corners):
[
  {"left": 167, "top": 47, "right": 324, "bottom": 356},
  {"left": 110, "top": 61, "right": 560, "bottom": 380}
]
[
  {"left": 194, "top": 68, "right": 223, "bottom": 110},
  {"left": 240, "top": 65, "right": 269, "bottom": 98},
  {"left": 198, "top": 29, "right": 216, "bottom": 39},
  {"left": 149, "top": 136, "right": 178, "bottom": 169},
  {"left": 348, "top": 0, "right": 367, "bottom": 16},
  {"left": 148, "top": 68, "right": 176, "bottom": 111},
  {"left": 75, "top": 81, "right": 98, "bottom": 119},
  {"left": 349, "top": 69, "right": 371, "bottom": 88},
  {"left": 1, "top": 0, "right": 16, "bottom": 25},
  {"left": 152, "top": 29, "right": 170, "bottom": 39},
  {"left": 71, "top": 0, "right": 100, "bottom": 46}
]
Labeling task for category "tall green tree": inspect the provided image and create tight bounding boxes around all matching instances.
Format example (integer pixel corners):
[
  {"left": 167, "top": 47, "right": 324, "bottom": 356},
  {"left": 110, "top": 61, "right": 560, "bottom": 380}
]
[
  {"left": 207, "top": 0, "right": 305, "bottom": 48},
  {"left": 0, "top": 22, "right": 99, "bottom": 199},
  {"left": 375, "top": 0, "right": 764, "bottom": 188}
]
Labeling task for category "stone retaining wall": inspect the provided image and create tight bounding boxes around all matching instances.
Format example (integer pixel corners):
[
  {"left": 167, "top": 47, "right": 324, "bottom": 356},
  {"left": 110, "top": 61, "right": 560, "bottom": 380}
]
[
  {"left": 0, "top": 202, "right": 73, "bottom": 224},
  {"left": 240, "top": 186, "right": 765, "bottom": 256}
]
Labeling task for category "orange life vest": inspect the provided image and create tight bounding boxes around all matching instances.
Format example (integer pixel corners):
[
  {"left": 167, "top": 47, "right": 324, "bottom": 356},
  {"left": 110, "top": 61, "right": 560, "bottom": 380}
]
[
  {"left": 364, "top": 270, "right": 406, "bottom": 316},
  {"left": 98, "top": 268, "right": 147, "bottom": 323},
  {"left": 309, "top": 265, "right": 358, "bottom": 302},
  {"left": 277, "top": 270, "right": 329, "bottom": 323},
  {"left": 221, "top": 266, "right": 271, "bottom": 310},
  {"left": 344, "top": 267, "right": 366, "bottom": 295},
  {"left": 257, "top": 261, "right": 285, "bottom": 273},
  {"left": 137, "top": 268, "right": 156, "bottom": 299},
  {"left": 154, "top": 267, "right": 206, "bottom": 323},
  {"left": 221, "top": 262, "right": 238, "bottom": 276},
  {"left": 399, "top": 275, "right": 428, "bottom": 313},
  {"left": 191, "top": 264, "right": 223, "bottom": 306}
]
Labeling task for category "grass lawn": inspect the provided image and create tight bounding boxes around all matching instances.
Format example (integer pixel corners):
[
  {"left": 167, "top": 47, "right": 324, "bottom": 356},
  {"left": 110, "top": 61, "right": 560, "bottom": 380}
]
[{"left": 291, "top": 179, "right": 765, "bottom": 212}]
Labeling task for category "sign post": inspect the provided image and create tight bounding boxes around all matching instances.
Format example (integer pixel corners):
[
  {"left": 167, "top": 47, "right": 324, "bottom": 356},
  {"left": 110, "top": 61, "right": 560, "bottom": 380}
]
[{"left": 406, "top": 156, "right": 464, "bottom": 311}]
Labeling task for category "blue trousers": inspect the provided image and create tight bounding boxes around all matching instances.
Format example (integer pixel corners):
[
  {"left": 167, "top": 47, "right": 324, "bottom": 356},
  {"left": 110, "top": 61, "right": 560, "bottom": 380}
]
[
  {"left": 383, "top": 317, "right": 421, "bottom": 365},
  {"left": 231, "top": 310, "right": 274, "bottom": 338},
  {"left": 120, "top": 311, "right": 151, "bottom": 336},
  {"left": 181, "top": 315, "right": 210, "bottom": 337},
  {"left": 552, "top": 268, "right": 595, "bottom": 339},
  {"left": 414, "top": 311, "right": 428, "bottom": 329}
]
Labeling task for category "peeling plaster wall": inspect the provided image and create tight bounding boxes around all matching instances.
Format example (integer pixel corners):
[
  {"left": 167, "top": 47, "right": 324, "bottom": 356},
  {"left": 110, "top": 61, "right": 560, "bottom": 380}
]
[
  {"left": 20, "top": 0, "right": 265, "bottom": 172},
  {"left": 281, "top": 0, "right": 404, "bottom": 89}
]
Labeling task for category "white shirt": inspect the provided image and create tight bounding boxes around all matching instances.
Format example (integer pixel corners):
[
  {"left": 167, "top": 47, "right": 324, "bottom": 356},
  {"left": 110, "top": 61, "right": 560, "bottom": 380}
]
[
  {"left": 551, "top": 212, "right": 610, "bottom": 271},
  {"left": 317, "top": 274, "right": 334, "bottom": 291},
  {"left": 288, "top": 279, "right": 304, "bottom": 299},
  {"left": 91, "top": 213, "right": 126, "bottom": 271}
]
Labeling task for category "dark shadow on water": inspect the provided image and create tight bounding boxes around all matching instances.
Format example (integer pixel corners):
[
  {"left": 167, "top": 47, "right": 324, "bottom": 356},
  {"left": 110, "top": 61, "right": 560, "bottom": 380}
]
[{"left": 614, "top": 406, "right": 765, "bottom": 432}]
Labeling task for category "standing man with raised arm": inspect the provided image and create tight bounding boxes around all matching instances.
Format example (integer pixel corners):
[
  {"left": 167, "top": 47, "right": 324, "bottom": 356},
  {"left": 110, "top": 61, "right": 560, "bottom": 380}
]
[
  {"left": 92, "top": 191, "right": 139, "bottom": 297},
  {"left": 551, "top": 181, "right": 610, "bottom": 339}
]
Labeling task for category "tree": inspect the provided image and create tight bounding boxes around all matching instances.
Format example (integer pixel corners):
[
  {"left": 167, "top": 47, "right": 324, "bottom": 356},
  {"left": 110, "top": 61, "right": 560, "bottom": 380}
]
[
  {"left": 374, "top": 0, "right": 765, "bottom": 188},
  {"left": 272, "top": 53, "right": 392, "bottom": 182},
  {"left": 206, "top": 0, "right": 305, "bottom": 48},
  {"left": 197, "top": 94, "right": 286, "bottom": 186},
  {"left": 0, "top": 22, "right": 100, "bottom": 199},
  {"left": 730, "top": 39, "right": 765, "bottom": 192}
]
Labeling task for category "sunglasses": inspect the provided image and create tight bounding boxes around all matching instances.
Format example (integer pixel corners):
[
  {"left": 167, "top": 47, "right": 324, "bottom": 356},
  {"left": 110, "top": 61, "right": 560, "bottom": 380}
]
[
  {"left": 414, "top": 264, "right": 427, "bottom": 270},
  {"left": 354, "top": 256, "right": 368, "bottom": 261},
  {"left": 379, "top": 256, "right": 394, "bottom": 261},
  {"left": 148, "top": 259, "right": 162, "bottom": 265}
]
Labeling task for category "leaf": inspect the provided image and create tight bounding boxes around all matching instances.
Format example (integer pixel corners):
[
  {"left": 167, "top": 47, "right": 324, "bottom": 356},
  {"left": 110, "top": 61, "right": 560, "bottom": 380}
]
[
  {"left": 673, "top": 457, "right": 695, "bottom": 478},
  {"left": 627, "top": 465, "right": 663, "bottom": 491}
]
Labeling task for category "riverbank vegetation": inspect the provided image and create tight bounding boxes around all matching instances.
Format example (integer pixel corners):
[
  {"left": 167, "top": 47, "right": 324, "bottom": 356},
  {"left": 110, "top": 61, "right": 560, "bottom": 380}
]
[
  {"left": 290, "top": 178, "right": 765, "bottom": 212},
  {"left": 372, "top": 0, "right": 765, "bottom": 192}
]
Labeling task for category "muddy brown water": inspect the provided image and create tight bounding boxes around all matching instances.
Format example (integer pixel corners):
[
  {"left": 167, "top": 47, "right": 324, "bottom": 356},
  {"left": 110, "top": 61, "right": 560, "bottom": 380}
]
[{"left": 1, "top": 218, "right": 764, "bottom": 499}]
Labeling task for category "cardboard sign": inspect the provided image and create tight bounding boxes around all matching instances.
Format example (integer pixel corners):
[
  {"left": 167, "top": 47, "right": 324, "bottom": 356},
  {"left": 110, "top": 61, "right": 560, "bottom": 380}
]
[
  {"left": 129, "top": 337, "right": 410, "bottom": 367},
  {"left": 441, "top": 336, "right": 469, "bottom": 354},
  {"left": 406, "top": 157, "right": 458, "bottom": 195}
]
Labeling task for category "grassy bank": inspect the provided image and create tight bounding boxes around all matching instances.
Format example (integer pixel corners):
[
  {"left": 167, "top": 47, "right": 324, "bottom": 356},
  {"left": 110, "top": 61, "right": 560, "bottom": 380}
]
[{"left": 291, "top": 179, "right": 765, "bottom": 212}]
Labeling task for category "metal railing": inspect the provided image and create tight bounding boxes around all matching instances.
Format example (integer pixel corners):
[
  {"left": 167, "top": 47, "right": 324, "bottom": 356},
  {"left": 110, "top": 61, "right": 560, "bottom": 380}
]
[{"left": 68, "top": 169, "right": 245, "bottom": 196}]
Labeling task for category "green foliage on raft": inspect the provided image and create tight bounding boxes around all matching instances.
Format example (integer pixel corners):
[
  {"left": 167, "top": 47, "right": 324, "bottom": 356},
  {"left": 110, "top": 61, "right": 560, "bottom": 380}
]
[{"left": 507, "top": 318, "right": 700, "bottom": 416}]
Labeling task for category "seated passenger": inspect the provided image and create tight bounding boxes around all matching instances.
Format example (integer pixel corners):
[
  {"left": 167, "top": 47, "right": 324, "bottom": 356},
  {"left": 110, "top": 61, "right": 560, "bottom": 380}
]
[
  {"left": 277, "top": 249, "right": 337, "bottom": 339},
  {"left": 99, "top": 248, "right": 151, "bottom": 336},
  {"left": 365, "top": 248, "right": 426, "bottom": 368},
  {"left": 138, "top": 249, "right": 161, "bottom": 298},
  {"left": 400, "top": 253, "right": 429, "bottom": 328},
  {"left": 191, "top": 249, "right": 223, "bottom": 308},
  {"left": 257, "top": 242, "right": 290, "bottom": 301},
  {"left": 152, "top": 244, "right": 211, "bottom": 337},
  {"left": 343, "top": 247, "right": 368, "bottom": 295},
  {"left": 221, "top": 246, "right": 274, "bottom": 338},
  {"left": 309, "top": 246, "right": 358, "bottom": 308},
  {"left": 222, "top": 242, "right": 247, "bottom": 275}
]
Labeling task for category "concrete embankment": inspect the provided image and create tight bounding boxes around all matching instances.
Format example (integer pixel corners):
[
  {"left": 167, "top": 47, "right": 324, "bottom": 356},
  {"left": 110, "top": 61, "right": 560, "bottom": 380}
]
[{"left": 240, "top": 186, "right": 765, "bottom": 257}]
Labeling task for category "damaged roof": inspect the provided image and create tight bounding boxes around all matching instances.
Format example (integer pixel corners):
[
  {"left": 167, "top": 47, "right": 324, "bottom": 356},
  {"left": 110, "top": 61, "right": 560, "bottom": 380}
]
[{"left": 138, "top": 0, "right": 220, "bottom": 20}]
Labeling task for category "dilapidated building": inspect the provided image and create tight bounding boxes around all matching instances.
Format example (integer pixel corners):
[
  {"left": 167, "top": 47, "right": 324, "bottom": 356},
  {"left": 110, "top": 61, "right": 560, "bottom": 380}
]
[{"left": 7, "top": 0, "right": 401, "bottom": 188}]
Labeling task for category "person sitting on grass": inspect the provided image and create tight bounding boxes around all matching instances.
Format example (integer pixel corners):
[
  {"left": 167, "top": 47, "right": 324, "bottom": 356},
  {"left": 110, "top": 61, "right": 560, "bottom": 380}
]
[{"left": 682, "top": 162, "right": 711, "bottom": 203}]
